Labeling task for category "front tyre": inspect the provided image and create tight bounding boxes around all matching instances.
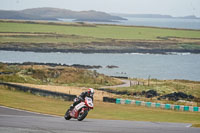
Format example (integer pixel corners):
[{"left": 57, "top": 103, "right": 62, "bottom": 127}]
[
  {"left": 64, "top": 109, "right": 71, "bottom": 120},
  {"left": 77, "top": 109, "right": 88, "bottom": 121}
]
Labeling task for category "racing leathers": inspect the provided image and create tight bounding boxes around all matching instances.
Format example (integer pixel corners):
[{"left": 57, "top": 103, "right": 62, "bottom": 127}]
[{"left": 70, "top": 91, "right": 94, "bottom": 110}]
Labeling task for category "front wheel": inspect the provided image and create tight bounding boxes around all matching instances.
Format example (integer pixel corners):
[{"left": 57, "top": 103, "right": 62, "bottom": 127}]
[
  {"left": 77, "top": 109, "right": 88, "bottom": 121},
  {"left": 64, "top": 109, "right": 71, "bottom": 120}
]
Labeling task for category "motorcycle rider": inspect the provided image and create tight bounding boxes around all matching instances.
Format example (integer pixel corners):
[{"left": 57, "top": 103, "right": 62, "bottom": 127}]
[{"left": 70, "top": 88, "right": 94, "bottom": 110}]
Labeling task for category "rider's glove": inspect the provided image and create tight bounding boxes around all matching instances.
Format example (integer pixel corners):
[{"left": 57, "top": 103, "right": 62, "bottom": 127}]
[{"left": 74, "top": 98, "right": 78, "bottom": 102}]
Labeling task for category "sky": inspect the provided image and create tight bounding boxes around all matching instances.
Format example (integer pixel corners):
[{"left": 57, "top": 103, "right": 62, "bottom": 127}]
[{"left": 0, "top": 0, "right": 200, "bottom": 17}]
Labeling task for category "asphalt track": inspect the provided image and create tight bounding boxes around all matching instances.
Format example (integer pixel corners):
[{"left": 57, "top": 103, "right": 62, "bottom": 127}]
[{"left": 0, "top": 106, "right": 200, "bottom": 133}]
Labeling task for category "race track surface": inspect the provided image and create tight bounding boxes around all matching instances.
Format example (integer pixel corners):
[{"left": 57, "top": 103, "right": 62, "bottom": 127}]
[{"left": 0, "top": 106, "right": 200, "bottom": 133}]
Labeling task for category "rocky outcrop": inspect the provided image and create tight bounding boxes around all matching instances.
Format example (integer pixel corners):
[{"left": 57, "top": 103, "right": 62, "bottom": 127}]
[{"left": 106, "top": 65, "right": 119, "bottom": 69}]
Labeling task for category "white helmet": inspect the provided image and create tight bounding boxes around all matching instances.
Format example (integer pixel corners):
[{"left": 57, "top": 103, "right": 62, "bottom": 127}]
[{"left": 88, "top": 88, "right": 94, "bottom": 97}]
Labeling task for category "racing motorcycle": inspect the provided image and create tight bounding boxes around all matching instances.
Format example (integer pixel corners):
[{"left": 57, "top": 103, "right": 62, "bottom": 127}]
[{"left": 64, "top": 97, "right": 94, "bottom": 121}]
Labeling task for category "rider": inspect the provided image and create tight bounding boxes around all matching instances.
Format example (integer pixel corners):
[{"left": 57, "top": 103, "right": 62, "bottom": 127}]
[{"left": 70, "top": 88, "right": 94, "bottom": 110}]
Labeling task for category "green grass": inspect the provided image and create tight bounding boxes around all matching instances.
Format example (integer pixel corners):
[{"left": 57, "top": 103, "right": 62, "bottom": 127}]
[
  {"left": 1, "top": 22, "right": 200, "bottom": 40},
  {"left": 1, "top": 85, "right": 200, "bottom": 125},
  {"left": 0, "top": 21, "right": 200, "bottom": 53},
  {"left": 0, "top": 86, "right": 69, "bottom": 115}
]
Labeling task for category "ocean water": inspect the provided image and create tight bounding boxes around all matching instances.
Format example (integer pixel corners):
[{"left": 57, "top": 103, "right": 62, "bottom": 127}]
[
  {"left": 119, "top": 17, "right": 200, "bottom": 30},
  {"left": 59, "top": 17, "right": 200, "bottom": 30},
  {"left": 0, "top": 50, "right": 200, "bottom": 81}
]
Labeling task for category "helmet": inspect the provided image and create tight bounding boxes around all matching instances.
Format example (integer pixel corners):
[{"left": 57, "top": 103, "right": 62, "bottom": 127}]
[{"left": 88, "top": 88, "right": 94, "bottom": 97}]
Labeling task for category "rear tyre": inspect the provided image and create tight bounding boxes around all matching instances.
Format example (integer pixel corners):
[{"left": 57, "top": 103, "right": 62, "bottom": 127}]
[
  {"left": 64, "top": 109, "right": 71, "bottom": 120},
  {"left": 77, "top": 109, "right": 88, "bottom": 121}
]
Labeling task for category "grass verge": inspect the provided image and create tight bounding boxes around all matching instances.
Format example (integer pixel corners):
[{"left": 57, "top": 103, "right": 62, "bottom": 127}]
[{"left": 0, "top": 85, "right": 200, "bottom": 126}]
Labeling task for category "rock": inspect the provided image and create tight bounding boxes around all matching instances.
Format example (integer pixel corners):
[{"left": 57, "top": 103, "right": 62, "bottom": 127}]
[
  {"left": 106, "top": 65, "right": 119, "bottom": 69},
  {"left": 71, "top": 64, "right": 102, "bottom": 69}
]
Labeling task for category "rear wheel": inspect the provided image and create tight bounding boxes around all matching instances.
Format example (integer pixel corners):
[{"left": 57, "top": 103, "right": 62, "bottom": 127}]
[
  {"left": 77, "top": 109, "right": 88, "bottom": 121},
  {"left": 64, "top": 109, "right": 71, "bottom": 120}
]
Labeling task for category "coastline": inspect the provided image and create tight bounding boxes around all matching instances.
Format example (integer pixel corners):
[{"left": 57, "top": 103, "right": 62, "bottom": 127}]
[{"left": 1, "top": 48, "right": 200, "bottom": 55}]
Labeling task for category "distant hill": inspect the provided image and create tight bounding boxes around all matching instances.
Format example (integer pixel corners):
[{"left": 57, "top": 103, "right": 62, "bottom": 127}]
[
  {"left": 0, "top": 7, "right": 126, "bottom": 22},
  {"left": 0, "top": 10, "right": 57, "bottom": 20},
  {"left": 112, "top": 13, "right": 200, "bottom": 19}
]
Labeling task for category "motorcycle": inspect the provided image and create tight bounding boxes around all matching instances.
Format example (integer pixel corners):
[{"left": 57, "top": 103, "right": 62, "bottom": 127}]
[{"left": 64, "top": 96, "right": 94, "bottom": 121}]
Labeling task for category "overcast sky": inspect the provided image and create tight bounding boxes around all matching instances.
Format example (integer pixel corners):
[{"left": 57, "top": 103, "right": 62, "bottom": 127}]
[{"left": 1, "top": 0, "right": 200, "bottom": 17}]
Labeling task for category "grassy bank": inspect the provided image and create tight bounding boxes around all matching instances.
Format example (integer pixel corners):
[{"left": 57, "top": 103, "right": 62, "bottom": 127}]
[
  {"left": 0, "top": 86, "right": 200, "bottom": 125},
  {"left": 0, "top": 63, "right": 122, "bottom": 87},
  {"left": 0, "top": 20, "right": 200, "bottom": 53}
]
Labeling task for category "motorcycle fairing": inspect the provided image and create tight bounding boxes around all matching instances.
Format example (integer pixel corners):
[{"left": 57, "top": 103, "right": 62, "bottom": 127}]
[
  {"left": 70, "top": 102, "right": 86, "bottom": 118},
  {"left": 75, "top": 102, "right": 86, "bottom": 111}
]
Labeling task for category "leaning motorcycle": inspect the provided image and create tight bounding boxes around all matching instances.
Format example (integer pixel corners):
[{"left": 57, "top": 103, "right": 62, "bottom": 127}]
[{"left": 64, "top": 97, "right": 94, "bottom": 121}]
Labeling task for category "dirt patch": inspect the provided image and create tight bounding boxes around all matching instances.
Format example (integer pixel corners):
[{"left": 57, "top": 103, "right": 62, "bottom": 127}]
[{"left": 13, "top": 83, "right": 117, "bottom": 101}]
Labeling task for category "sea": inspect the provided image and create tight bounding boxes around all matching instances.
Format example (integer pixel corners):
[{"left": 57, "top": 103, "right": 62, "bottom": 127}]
[
  {"left": 0, "top": 51, "right": 200, "bottom": 81},
  {"left": 59, "top": 16, "right": 200, "bottom": 30}
]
